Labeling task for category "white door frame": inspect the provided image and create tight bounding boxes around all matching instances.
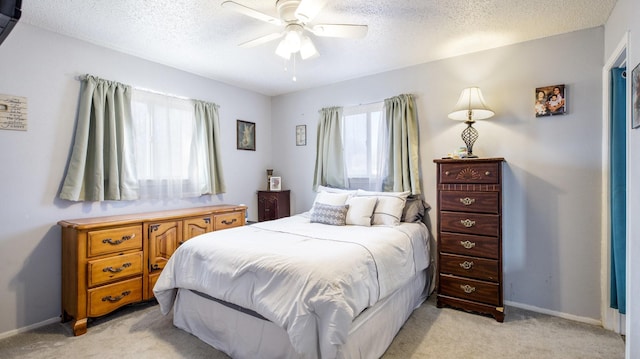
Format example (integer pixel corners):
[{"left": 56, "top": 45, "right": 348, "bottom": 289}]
[{"left": 600, "top": 32, "right": 628, "bottom": 334}]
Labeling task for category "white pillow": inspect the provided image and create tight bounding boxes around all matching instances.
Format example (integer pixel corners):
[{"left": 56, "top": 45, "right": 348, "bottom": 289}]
[
  {"left": 311, "top": 191, "right": 351, "bottom": 215},
  {"left": 345, "top": 196, "right": 378, "bottom": 226},
  {"left": 316, "top": 185, "right": 357, "bottom": 195},
  {"left": 355, "top": 190, "right": 410, "bottom": 226}
]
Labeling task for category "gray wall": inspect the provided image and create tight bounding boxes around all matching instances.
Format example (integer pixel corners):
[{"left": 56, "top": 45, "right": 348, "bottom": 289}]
[
  {"left": 0, "top": 23, "right": 273, "bottom": 335},
  {"left": 605, "top": 0, "right": 640, "bottom": 355},
  {"left": 272, "top": 27, "right": 605, "bottom": 321}
]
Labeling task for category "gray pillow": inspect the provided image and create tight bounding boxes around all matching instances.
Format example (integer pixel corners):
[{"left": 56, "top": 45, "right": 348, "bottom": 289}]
[
  {"left": 310, "top": 203, "right": 349, "bottom": 226},
  {"left": 401, "top": 196, "right": 429, "bottom": 223}
]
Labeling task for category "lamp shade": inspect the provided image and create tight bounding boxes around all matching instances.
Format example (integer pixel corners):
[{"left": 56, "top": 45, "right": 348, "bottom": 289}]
[{"left": 448, "top": 87, "right": 494, "bottom": 122}]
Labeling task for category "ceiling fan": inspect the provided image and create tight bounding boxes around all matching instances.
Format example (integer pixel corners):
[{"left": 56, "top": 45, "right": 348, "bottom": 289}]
[{"left": 221, "top": 0, "right": 368, "bottom": 61}]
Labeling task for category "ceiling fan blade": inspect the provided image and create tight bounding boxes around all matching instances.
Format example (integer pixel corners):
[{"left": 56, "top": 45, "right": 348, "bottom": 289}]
[
  {"left": 239, "top": 32, "right": 283, "bottom": 48},
  {"left": 294, "top": 0, "right": 327, "bottom": 23},
  {"left": 221, "top": 1, "right": 282, "bottom": 25},
  {"left": 310, "top": 24, "right": 368, "bottom": 39}
]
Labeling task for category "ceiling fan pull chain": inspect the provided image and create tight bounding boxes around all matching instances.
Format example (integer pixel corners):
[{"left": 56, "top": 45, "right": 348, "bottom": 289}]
[{"left": 292, "top": 54, "right": 297, "bottom": 82}]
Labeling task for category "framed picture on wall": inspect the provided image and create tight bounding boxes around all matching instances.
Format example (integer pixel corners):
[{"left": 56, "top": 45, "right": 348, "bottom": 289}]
[
  {"left": 237, "top": 120, "right": 256, "bottom": 151},
  {"left": 534, "top": 84, "right": 566, "bottom": 117},
  {"left": 632, "top": 63, "right": 640, "bottom": 129},
  {"left": 296, "top": 125, "right": 306, "bottom": 146}
]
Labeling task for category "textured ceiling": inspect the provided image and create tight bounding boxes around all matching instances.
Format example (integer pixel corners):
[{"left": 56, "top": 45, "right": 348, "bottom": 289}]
[{"left": 19, "top": 0, "right": 617, "bottom": 96}]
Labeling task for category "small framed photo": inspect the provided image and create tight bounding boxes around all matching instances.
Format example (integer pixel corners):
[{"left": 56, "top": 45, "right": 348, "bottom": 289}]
[
  {"left": 237, "top": 120, "right": 256, "bottom": 151},
  {"left": 534, "top": 84, "right": 566, "bottom": 117},
  {"left": 296, "top": 125, "right": 306, "bottom": 146},
  {"left": 269, "top": 176, "right": 282, "bottom": 191},
  {"left": 632, "top": 63, "right": 640, "bottom": 129}
]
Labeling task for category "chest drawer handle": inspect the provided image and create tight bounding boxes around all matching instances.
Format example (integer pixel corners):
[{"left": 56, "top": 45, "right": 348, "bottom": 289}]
[
  {"left": 102, "top": 290, "right": 131, "bottom": 303},
  {"left": 485, "top": 171, "right": 491, "bottom": 176},
  {"left": 221, "top": 218, "right": 237, "bottom": 225},
  {"left": 445, "top": 171, "right": 451, "bottom": 176},
  {"left": 460, "top": 240, "right": 476, "bottom": 249},
  {"left": 459, "top": 197, "right": 476, "bottom": 206},
  {"left": 460, "top": 284, "right": 476, "bottom": 294},
  {"left": 460, "top": 219, "right": 475, "bottom": 228},
  {"left": 102, "top": 262, "right": 132, "bottom": 273},
  {"left": 102, "top": 233, "right": 135, "bottom": 245},
  {"left": 459, "top": 261, "right": 474, "bottom": 270}
]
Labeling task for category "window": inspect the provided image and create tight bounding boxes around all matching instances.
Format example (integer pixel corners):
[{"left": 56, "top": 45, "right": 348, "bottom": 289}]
[
  {"left": 131, "top": 90, "right": 209, "bottom": 199},
  {"left": 342, "top": 102, "right": 386, "bottom": 191}
]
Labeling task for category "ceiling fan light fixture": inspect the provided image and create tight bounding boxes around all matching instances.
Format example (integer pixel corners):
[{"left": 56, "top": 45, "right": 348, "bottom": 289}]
[
  {"left": 275, "top": 39, "right": 292, "bottom": 59},
  {"left": 300, "top": 36, "right": 318, "bottom": 59},
  {"left": 284, "top": 28, "right": 302, "bottom": 53}
]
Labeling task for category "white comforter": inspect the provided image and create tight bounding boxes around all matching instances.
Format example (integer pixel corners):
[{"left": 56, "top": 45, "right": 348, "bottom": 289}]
[{"left": 154, "top": 213, "right": 430, "bottom": 358}]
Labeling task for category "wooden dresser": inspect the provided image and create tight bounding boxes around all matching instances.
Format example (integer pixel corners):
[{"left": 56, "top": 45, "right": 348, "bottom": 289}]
[
  {"left": 257, "top": 190, "right": 290, "bottom": 221},
  {"left": 433, "top": 158, "right": 505, "bottom": 322},
  {"left": 59, "top": 204, "right": 245, "bottom": 336}
]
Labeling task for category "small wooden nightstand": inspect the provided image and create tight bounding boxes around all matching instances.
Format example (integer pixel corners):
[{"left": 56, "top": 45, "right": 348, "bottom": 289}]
[
  {"left": 257, "top": 190, "right": 290, "bottom": 221},
  {"left": 433, "top": 158, "right": 505, "bottom": 322}
]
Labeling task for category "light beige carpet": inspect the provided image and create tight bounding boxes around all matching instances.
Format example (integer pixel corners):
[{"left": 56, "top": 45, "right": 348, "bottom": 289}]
[{"left": 0, "top": 297, "right": 625, "bottom": 358}]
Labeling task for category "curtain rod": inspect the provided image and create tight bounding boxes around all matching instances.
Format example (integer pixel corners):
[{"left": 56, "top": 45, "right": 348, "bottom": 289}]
[
  {"left": 348, "top": 94, "right": 417, "bottom": 108},
  {"left": 76, "top": 74, "right": 204, "bottom": 103},
  {"left": 134, "top": 86, "right": 191, "bottom": 101}
]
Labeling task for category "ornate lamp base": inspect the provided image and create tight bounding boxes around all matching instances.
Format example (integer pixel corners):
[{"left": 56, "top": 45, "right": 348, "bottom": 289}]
[{"left": 461, "top": 121, "right": 479, "bottom": 158}]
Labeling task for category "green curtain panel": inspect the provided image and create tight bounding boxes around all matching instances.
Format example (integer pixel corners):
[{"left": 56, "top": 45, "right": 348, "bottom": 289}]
[
  {"left": 59, "top": 75, "right": 138, "bottom": 201},
  {"left": 313, "top": 106, "right": 346, "bottom": 190},
  {"left": 194, "top": 100, "right": 226, "bottom": 194},
  {"left": 610, "top": 67, "right": 626, "bottom": 314},
  {"left": 383, "top": 94, "right": 421, "bottom": 195}
]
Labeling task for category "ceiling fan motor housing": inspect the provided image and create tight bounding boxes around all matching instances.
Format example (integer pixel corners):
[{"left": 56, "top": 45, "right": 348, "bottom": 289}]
[{"left": 276, "top": 0, "right": 302, "bottom": 23}]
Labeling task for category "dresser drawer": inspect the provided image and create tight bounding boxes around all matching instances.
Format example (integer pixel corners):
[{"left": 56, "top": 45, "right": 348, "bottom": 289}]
[
  {"left": 440, "top": 232, "right": 499, "bottom": 259},
  {"left": 440, "top": 191, "right": 499, "bottom": 214},
  {"left": 213, "top": 211, "right": 243, "bottom": 230},
  {"left": 440, "top": 162, "right": 499, "bottom": 184},
  {"left": 87, "top": 252, "right": 143, "bottom": 287},
  {"left": 439, "top": 274, "right": 499, "bottom": 306},
  {"left": 439, "top": 253, "right": 499, "bottom": 281},
  {"left": 440, "top": 211, "right": 499, "bottom": 237},
  {"left": 87, "top": 277, "right": 142, "bottom": 317},
  {"left": 87, "top": 225, "right": 143, "bottom": 257}
]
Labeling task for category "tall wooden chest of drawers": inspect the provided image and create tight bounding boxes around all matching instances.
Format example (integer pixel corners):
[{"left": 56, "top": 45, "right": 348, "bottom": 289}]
[
  {"left": 257, "top": 190, "right": 290, "bottom": 221},
  {"left": 433, "top": 158, "right": 505, "bottom": 322},
  {"left": 59, "top": 204, "right": 246, "bottom": 335}
]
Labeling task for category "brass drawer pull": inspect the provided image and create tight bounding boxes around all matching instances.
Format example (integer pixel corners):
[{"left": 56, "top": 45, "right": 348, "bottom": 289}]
[
  {"left": 460, "top": 284, "right": 476, "bottom": 294},
  {"left": 102, "top": 233, "right": 135, "bottom": 245},
  {"left": 221, "top": 218, "right": 237, "bottom": 225},
  {"left": 485, "top": 171, "right": 491, "bottom": 176},
  {"left": 102, "top": 262, "right": 132, "bottom": 273},
  {"left": 459, "top": 197, "right": 476, "bottom": 206},
  {"left": 459, "top": 261, "right": 474, "bottom": 270},
  {"left": 460, "top": 219, "right": 476, "bottom": 228},
  {"left": 460, "top": 240, "right": 476, "bottom": 249},
  {"left": 102, "top": 290, "right": 131, "bottom": 303},
  {"left": 445, "top": 171, "right": 451, "bottom": 176}
]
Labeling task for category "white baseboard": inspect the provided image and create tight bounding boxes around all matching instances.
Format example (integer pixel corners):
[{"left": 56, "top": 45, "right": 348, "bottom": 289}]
[
  {"left": 505, "top": 300, "right": 602, "bottom": 327},
  {"left": 0, "top": 317, "right": 60, "bottom": 340}
]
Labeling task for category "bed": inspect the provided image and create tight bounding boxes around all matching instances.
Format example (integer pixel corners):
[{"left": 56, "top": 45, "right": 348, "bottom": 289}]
[{"left": 154, "top": 189, "right": 433, "bottom": 359}]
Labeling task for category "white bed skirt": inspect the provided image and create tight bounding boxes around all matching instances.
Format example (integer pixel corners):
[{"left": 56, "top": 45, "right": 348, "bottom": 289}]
[{"left": 172, "top": 270, "right": 430, "bottom": 359}]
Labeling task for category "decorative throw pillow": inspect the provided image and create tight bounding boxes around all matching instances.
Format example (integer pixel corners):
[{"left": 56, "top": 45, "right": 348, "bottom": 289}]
[
  {"left": 310, "top": 203, "right": 349, "bottom": 226},
  {"left": 310, "top": 191, "right": 351, "bottom": 215},
  {"left": 355, "top": 190, "right": 410, "bottom": 226},
  {"left": 345, "top": 196, "right": 378, "bottom": 226},
  {"left": 401, "top": 196, "right": 429, "bottom": 223}
]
